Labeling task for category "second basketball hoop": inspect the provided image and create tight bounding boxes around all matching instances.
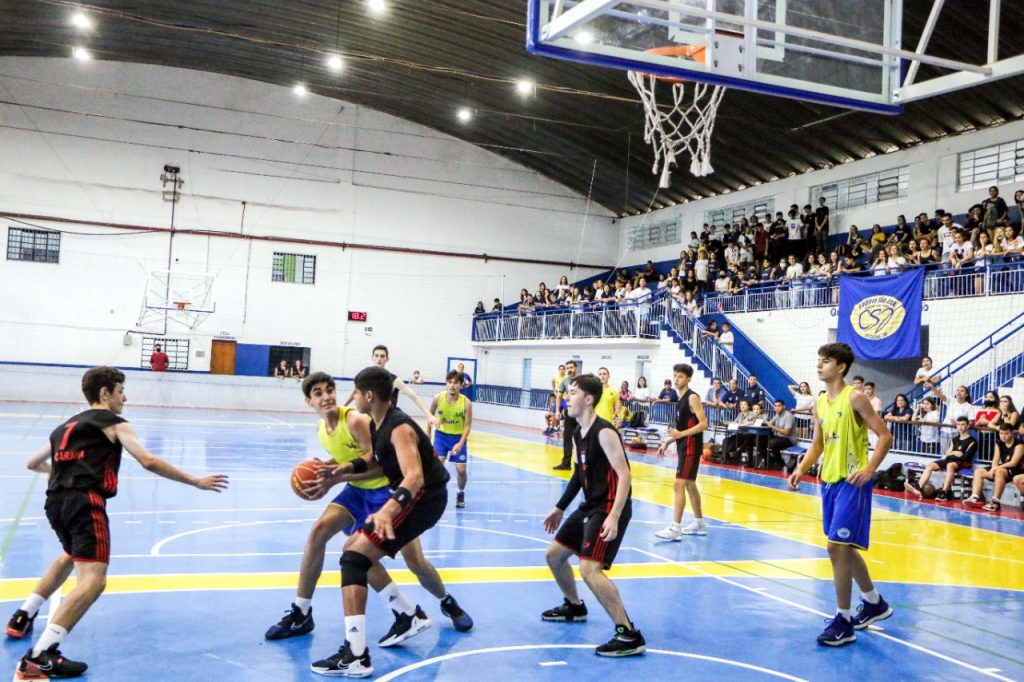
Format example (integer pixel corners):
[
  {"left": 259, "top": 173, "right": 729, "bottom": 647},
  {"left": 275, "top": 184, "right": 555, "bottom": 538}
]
[{"left": 627, "top": 42, "right": 728, "bottom": 188}]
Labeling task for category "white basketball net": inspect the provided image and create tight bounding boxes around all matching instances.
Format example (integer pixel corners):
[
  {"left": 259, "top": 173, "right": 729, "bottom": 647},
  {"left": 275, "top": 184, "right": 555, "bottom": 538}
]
[{"left": 627, "top": 70, "right": 725, "bottom": 188}]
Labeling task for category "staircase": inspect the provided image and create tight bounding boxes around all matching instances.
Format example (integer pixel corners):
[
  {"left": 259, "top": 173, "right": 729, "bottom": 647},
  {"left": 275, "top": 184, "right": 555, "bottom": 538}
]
[{"left": 902, "top": 310, "right": 1024, "bottom": 412}]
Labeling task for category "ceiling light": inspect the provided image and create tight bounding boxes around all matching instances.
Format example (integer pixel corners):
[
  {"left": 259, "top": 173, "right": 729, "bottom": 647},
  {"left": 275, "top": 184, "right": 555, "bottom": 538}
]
[
  {"left": 575, "top": 31, "right": 594, "bottom": 45},
  {"left": 367, "top": 0, "right": 387, "bottom": 15},
  {"left": 515, "top": 79, "right": 535, "bottom": 96},
  {"left": 70, "top": 11, "right": 92, "bottom": 30},
  {"left": 325, "top": 55, "right": 344, "bottom": 72},
  {"left": 456, "top": 107, "right": 473, "bottom": 123},
  {"left": 71, "top": 46, "right": 91, "bottom": 61},
  {"left": 293, "top": 83, "right": 308, "bottom": 97}
]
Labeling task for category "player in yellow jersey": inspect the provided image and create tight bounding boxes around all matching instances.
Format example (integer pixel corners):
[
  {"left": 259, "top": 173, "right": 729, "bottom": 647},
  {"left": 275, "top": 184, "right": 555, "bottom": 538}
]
[
  {"left": 545, "top": 365, "right": 567, "bottom": 436},
  {"left": 266, "top": 372, "right": 461, "bottom": 648},
  {"left": 595, "top": 367, "right": 621, "bottom": 424},
  {"left": 787, "top": 343, "right": 894, "bottom": 647},
  {"left": 429, "top": 370, "right": 473, "bottom": 508}
]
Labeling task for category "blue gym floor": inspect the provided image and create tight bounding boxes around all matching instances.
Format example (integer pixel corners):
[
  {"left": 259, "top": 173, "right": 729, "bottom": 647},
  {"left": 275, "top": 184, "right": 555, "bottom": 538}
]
[{"left": 1, "top": 403, "right": 1021, "bottom": 681}]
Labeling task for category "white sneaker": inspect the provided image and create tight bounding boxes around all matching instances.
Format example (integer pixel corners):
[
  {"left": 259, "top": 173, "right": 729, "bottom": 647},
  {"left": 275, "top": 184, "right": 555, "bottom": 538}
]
[
  {"left": 679, "top": 521, "right": 708, "bottom": 536},
  {"left": 654, "top": 524, "right": 682, "bottom": 541}
]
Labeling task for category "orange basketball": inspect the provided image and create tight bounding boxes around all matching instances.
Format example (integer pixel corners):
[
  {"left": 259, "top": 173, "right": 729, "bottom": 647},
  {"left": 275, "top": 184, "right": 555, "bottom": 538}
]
[{"left": 291, "top": 459, "right": 323, "bottom": 500}]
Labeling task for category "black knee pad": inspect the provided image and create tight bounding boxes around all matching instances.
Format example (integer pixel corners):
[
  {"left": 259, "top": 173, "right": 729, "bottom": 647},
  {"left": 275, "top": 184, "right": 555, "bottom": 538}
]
[{"left": 339, "top": 550, "right": 373, "bottom": 587}]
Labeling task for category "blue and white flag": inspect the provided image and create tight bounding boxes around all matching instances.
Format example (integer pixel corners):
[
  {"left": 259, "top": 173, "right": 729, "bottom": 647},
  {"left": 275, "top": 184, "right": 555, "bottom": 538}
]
[{"left": 837, "top": 269, "right": 924, "bottom": 361}]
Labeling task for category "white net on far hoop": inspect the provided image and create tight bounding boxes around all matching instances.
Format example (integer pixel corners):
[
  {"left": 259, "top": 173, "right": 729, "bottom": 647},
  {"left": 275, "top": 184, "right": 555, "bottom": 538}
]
[{"left": 627, "top": 70, "right": 725, "bottom": 188}]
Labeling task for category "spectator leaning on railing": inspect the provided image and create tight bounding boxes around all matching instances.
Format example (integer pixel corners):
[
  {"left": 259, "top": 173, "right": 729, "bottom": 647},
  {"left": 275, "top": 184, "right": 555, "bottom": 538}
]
[
  {"left": 654, "top": 380, "right": 678, "bottom": 404},
  {"left": 915, "top": 397, "right": 941, "bottom": 455}
]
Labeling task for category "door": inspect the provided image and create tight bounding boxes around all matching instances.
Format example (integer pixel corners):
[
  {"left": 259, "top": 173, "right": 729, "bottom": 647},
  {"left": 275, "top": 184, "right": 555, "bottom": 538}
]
[{"left": 210, "top": 339, "right": 237, "bottom": 375}]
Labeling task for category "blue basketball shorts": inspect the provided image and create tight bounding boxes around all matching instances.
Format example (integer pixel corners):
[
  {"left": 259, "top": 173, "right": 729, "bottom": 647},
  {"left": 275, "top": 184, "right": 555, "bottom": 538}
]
[
  {"left": 821, "top": 479, "right": 873, "bottom": 550},
  {"left": 433, "top": 430, "right": 468, "bottom": 464},
  {"left": 329, "top": 485, "right": 394, "bottom": 535}
]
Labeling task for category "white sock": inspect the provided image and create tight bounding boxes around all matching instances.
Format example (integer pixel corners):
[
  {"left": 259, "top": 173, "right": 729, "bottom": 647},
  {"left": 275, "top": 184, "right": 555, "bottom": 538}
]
[
  {"left": 345, "top": 615, "right": 367, "bottom": 656},
  {"left": 32, "top": 624, "right": 67, "bottom": 657},
  {"left": 380, "top": 582, "right": 415, "bottom": 616},
  {"left": 669, "top": 522, "right": 681, "bottom": 530},
  {"left": 294, "top": 597, "right": 312, "bottom": 615},
  {"left": 838, "top": 609, "right": 852, "bottom": 621},
  {"left": 693, "top": 517, "right": 705, "bottom": 526},
  {"left": 862, "top": 589, "right": 880, "bottom": 605},
  {"left": 20, "top": 593, "right": 46, "bottom": 618}
]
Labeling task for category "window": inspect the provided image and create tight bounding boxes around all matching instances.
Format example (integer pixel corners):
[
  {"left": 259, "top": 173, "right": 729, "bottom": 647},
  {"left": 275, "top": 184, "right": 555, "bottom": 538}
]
[
  {"left": 812, "top": 167, "right": 909, "bottom": 211},
  {"left": 957, "top": 140, "right": 1024, "bottom": 191},
  {"left": 704, "top": 197, "right": 774, "bottom": 231},
  {"left": 272, "top": 252, "right": 316, "bottom": 284},
  {"left": 6, "top": 227, "right": 60, "bottom": 263},
  {"left": 141, "top": 337, "right": 190, "bottom": 371},
  {"left": 626, "top": 217, "right": 680, "bottom": 251}
]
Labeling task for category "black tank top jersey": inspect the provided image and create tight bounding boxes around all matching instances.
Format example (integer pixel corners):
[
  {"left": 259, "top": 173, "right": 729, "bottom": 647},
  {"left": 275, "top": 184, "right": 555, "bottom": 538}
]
[
  {"left": 386, "top": 371, "right": 400, "bottom": 408},
  {"left": 995, "top": 439, "right": 1020, "bottom": 465},
  {"left": 572, "top": 417, "right": 631, "bottom": 514},
  {"left": 675, "top": 389, "right": 703, "bottom": 458},
  {"left": 371, "top": 407, "right": 450, "bottom": 490},
  {"left": 47, "top": 409, "right": 127, "bottom": 498}
]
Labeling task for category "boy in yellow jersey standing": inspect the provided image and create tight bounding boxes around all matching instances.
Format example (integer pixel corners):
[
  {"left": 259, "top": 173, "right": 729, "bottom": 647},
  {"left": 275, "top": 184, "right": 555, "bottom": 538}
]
[
  {"left": 545, "top": 365, "right": 567, "bottom": 436},
  {"left": 595, "top": 367, "right": 621, "bottom": 424},
  {"left": 266, "top": 372, "right": 455, "bottom": 650},
  {"left": 787, "top": 343, "right": 894, "bottom": 647},
  {"left": 430, "top": 370, "right": 473, "bottom": 509}
]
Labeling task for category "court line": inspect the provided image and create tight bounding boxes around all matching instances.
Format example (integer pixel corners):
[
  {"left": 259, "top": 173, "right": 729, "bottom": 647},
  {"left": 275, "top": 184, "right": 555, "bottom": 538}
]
[
  {"left": 629, "top": 547, "right": 1015, "bottom": 682},
  {"left": 374, "top": 645, "right": 810, "bottom": 682},
  {"left": 0, "top": 473, "right": 40, "bottom": 566},
  {"left": 109, "top": 548, "right": 547, "bottom": 559},
  {"left": 150, "top": 520, "right": 311, "bottom": 556}
]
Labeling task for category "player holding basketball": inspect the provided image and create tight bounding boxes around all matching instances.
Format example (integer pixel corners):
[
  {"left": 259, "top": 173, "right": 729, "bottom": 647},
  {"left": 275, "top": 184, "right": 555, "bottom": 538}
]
[
  {"left": 429, "top": 369, "right": 473, "bottom": 509},
  {"left": 311, "top": 366, "right": 472, "bottom": 677},
  {"left": 541, "top": 373, "right": 645, "bottom": 657},
  {"left": 265, "top": 372, "right": 439, "bottom": 650},
  {"left": 6, "top": 367, "right": 229, "bottom": 679},
  {"left": 344, "top": 345, "right": 438, "bottom": 429},
  {"left": 655, "top": 363, "right": 709, "bottom": 538},
  {"left": 788, "top": 343, "right": 894, "bottom": 646}
]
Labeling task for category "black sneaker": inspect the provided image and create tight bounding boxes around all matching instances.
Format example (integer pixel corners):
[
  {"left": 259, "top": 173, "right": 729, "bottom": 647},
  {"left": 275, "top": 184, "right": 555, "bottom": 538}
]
[
  {"left": 311, "top": 641, "right": 373, "bottom": 677},
  {"left": 17, "top": 644, "right": 88, "bottom": 679},
  {"left": 552, "top": 463, "right": 572, "bottom": 471},
  {"left": 595, "top": 625, "right": 646, "bottom": 657},
  {"left": 5, "top": 609, "right": 35, "bottom": 639},
  {"left": 936, "top": 489, "right": 948, "bottom": 501},
  {"left": 265, "top": 604, "right": 314, "bottom": 640},
  {"left": 378, "top": 606, "right": 431, "bottom": 647},
  {"left": 541, "top": 598, "right": 588, "bottom": 622},
  {"left": 456, "top": 492, "right": 466, "bottom": 509},
  {"left": 440, "top": 594, "right": 473, "bottom": 632}
]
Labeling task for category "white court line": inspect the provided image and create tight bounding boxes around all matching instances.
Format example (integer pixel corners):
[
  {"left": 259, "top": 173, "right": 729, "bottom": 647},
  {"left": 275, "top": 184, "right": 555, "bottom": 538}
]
[
  {"left": 375, "top": 645, "right": 809, "bottom": 682},
  {"left": 150, "top": 519, "right": 312, "bottom": 556},
  {"left": 110, "top": 547, "right": 546, "bottom": 559},
  {"left": 538, "top": 661, "right": 567, "bottom": 667},
  {"left": 629, "top": 547, "right": 1015, "bottom": 682},
  {"left": 0, "top": 507, "right": 315, "bottom": 524}
]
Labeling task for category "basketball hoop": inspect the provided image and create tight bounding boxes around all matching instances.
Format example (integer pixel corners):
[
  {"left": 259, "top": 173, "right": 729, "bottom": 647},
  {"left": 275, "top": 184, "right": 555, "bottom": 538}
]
[
  {"left": 172, "top": 301, "right": 191, "bottom": 311},
  {"left": 627, "top": 44, "right": 725, "bottom": 188}
]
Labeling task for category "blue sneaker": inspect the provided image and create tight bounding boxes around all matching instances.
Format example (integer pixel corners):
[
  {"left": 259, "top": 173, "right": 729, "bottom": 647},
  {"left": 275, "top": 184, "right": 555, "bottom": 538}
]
[
  {"left": 816, "top": 613, "right": 856, "bottom": 647},
  {"left": 851, "top": 596, "right": 893, "bottom": 630},
  {"left": 440, "top": 594, "right": 473, "bottom": 632}
]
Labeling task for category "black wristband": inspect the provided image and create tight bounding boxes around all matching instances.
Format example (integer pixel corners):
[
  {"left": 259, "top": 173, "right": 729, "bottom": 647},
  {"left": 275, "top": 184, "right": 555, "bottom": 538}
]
[
  {"left": 350, "top": 458, "right": 369, "bottom": 474},
  {"left": 390, "top": 486, "right": 413, "bottom": 508}
]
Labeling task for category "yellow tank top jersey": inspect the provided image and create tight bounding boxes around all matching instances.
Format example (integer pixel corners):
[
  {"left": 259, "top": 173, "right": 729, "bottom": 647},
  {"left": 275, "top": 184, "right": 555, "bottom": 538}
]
[
  {"left": 816, "top": 385, "right": 869, "bottom": 484},
  {"left": 435, "top": 392, "right": 467, "bottom": 435},
  {"left": 595, "top": 386, "right": 618, "bottom": 422},
  {"left": 317, "top": 406, "right": 389, "bottom": 490}
]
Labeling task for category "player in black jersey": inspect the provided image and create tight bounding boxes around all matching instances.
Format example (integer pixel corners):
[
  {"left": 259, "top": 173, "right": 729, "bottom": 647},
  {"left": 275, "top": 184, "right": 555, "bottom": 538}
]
[
  {"left": 6, "top": 367, "right": 228, "bottom": 680},
  {"left": 311, "top": 366, "right": 472, "bottom": 678},
  {"left": 655, "top": 363, "right": 709, "bottom": 539},
  {"left": 344, "top": 345, "right": 438, "bottom": 428},
  {"left": 541, "top": 373, "right": 646, "bottom": 658},
  {"left": 964, "top": 422, "right": 1024, "bottom": 512}
]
